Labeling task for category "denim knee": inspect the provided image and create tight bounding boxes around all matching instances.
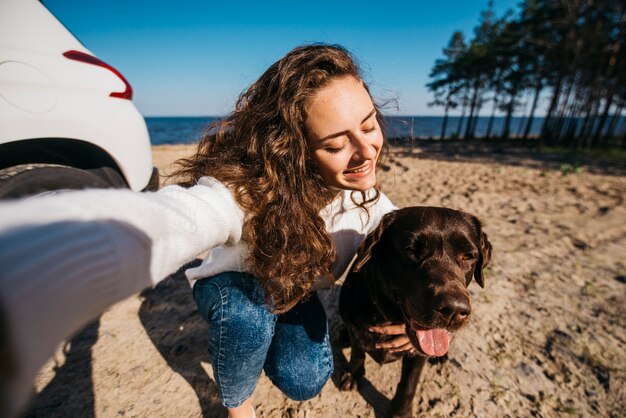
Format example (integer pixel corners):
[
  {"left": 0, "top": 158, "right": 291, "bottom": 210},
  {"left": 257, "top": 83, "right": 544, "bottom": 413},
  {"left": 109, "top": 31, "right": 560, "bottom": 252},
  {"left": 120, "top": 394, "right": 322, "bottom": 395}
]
[
  {"left": 265, "top": 336, "right": 333, "bottom": 401},
  {"left": 193, "top": 272, "right": 276, "bottom": 408},
  {"left": 263, "top": 294, "right": 333, "bottom": 401}
]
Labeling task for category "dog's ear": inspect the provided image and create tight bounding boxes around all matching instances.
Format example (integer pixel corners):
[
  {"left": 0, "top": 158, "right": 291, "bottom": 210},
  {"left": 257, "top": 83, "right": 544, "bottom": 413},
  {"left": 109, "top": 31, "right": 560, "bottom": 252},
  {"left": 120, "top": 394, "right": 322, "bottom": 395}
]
[
  {"left": 474, "top": 230, "right": 492, "bottom": 288},
  {"left": 352, "top": 211, "right": 397, "bottom": 272}
]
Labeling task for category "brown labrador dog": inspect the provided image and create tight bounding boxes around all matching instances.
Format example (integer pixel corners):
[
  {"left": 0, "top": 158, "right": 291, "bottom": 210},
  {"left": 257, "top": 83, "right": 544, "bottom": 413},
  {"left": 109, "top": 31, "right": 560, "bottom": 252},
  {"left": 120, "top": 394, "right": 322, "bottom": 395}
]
[{"left": 339, "top": 206, "right": 492, "bottom": 418}]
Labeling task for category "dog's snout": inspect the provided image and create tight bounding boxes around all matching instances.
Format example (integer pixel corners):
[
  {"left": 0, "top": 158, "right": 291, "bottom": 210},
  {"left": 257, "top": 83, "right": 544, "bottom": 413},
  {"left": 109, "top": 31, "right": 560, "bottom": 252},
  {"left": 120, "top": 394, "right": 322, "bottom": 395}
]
[{"left": 436, "top": 294, "right": 471, "bottom": 325}]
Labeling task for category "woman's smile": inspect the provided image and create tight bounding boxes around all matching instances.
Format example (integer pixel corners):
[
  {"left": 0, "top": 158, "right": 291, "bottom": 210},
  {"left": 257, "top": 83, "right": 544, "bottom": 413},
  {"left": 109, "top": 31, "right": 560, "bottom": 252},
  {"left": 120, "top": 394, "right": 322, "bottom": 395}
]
[{"left": 344, "top": 160, "right": 373, "bottom": 176}]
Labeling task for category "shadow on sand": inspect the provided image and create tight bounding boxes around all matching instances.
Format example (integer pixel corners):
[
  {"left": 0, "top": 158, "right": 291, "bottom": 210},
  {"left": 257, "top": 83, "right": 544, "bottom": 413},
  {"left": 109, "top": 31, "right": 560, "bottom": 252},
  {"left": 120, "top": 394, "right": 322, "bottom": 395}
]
[
  {"left": 138, "top": 260, "right": 227, "bottom": 418},
  {"left": 328, "top": 337, "right": 391, "bottom": 418},
  {"left": 22, "top": 260, "right": 227, "bottom": 418},
  {"left": 22, "top": 320, "right": 99, "bottom": 418},
  {"left": 387, "top": 138, "right": 626, "bottom": 176},
  {"left": 320, "top": 287, "right": 393, "bottom": 418}
]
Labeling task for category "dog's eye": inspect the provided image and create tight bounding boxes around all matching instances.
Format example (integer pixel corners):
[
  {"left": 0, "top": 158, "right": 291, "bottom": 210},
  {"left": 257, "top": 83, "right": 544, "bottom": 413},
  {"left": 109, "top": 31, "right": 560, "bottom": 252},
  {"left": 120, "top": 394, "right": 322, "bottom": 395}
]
[{"left": 462, "top": 253, "right": 475, "bottom": 261}]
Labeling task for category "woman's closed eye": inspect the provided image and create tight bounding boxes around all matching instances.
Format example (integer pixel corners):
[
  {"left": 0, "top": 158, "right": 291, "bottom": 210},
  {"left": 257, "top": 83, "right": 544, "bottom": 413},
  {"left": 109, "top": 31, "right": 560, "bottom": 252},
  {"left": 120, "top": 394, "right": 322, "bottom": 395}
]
[
  {"left": 324, "top": 141, "right": 347, "bottom": 153},
  {"left": 325, "top": 146, "right": 345, "bottom": 154},
  {"left": 362, "top": 125, "right": 376, "bottom": 134}
]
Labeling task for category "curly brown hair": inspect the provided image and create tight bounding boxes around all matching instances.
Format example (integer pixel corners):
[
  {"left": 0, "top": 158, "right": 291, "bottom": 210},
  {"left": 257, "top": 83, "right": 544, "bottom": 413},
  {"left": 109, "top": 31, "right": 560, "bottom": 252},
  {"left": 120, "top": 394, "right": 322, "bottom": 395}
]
[{"left": 173, "top": 44, "right": 386, "bottom": 313}]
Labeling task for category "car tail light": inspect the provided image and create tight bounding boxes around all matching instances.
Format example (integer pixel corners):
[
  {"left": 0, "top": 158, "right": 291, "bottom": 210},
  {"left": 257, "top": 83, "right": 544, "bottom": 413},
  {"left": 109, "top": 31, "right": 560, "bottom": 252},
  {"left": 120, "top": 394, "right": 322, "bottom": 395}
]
[{"left": 63, "top": 50, "right": 133, "bottom": 100}]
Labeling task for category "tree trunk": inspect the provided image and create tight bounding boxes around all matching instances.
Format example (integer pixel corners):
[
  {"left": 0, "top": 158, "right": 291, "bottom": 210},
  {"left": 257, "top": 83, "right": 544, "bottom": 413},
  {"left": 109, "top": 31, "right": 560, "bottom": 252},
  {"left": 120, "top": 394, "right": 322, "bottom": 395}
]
[
  {"left": 565, "top": 91, "right": 585, "bottom": 148},
  {"left": 582, "top": 96, "right": 602, "bottom": 148},
  {"left": 541, "top": 73, "right": 564, "bottom": 142},
  {"left": 464, "top": 83, "right": 479, "bottom": 140},
  {"left": 593, "top": 45, "right": 623, "bottom": 145},
  {"left": 486, "top": 95, "right": 498, "bottom": 139},
  {"left": 441, "top": 102, "right": 450, "bottom": 140},
  {"left": 596, "top": 11, "right": 625, "bottom": 146},
  {"left": 577, "top": 91, "right": 595, "bottom": 148},
  {"left": 455, "top": 95, "right": 468, "bottom": 139},
  {"left": 524, "top": 83, "right": 542, "bottom": 140},
  {"left": 593, "top": 95, "right": 615, "bottom": 146},
  {"left": 554, "top": 80, "right": 575, "bottom": 144},
  {"left": 470, "top": 90, "right": 484, "bottom": 139},
  {"left": 501, "top": 97, "right": 516, "bottom": 140},
  {"left": 516, "top": 93, "right": 531, "bottom": 138},
  {"left": 607, "top": 100, "right": 624, "bottom": 140}
]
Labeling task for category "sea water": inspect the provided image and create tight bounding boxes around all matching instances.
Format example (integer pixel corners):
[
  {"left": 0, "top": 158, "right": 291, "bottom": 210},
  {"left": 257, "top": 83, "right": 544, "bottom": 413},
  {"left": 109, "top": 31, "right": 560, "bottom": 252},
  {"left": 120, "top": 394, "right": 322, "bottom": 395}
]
[{"left": 146, "top": 116, "right": 548, "bottom": 145}]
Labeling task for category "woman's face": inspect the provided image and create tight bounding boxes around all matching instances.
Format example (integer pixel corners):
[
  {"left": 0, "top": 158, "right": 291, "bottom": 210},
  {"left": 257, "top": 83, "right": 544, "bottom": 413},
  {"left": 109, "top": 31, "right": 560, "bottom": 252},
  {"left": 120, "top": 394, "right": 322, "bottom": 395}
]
[{"left": 305, "top": 76, "right": 383, "bottom": 193}]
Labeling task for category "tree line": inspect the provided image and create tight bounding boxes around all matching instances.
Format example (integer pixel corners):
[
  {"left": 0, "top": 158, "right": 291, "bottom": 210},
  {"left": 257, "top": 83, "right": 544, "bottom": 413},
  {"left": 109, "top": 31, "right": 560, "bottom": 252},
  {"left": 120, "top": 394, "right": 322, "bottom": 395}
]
[{"left": 427, "top": 0, "right": 625, "bottom": 148}]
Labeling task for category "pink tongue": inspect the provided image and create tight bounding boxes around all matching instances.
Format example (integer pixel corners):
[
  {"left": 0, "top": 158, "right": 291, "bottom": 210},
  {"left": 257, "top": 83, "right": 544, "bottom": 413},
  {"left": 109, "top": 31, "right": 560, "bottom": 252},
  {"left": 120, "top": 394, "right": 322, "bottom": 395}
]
[{"left": 415, "top": 329, "right": 450, "bottom": 357}]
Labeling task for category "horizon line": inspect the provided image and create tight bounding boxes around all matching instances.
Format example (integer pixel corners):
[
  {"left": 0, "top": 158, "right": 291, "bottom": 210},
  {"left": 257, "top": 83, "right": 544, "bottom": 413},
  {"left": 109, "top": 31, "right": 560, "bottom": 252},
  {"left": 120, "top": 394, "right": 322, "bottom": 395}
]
[{"left": 143, "top": 114, "right": 550, "bottom": 118}]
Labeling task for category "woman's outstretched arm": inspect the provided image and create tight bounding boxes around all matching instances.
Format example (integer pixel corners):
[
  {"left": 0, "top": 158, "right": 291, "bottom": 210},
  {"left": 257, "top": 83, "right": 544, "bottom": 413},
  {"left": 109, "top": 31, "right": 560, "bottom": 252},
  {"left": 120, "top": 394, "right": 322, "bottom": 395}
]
[{"left": 0, "top": 177, "right": 244, "bottom": 416}]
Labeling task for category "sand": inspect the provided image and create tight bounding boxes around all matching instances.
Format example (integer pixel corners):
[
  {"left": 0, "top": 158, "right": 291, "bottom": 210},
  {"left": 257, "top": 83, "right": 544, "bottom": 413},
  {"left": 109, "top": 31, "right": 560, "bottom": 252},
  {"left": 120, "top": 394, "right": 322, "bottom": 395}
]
[{"left": 24, "top": 142, "right": 626, "bottom": 418}]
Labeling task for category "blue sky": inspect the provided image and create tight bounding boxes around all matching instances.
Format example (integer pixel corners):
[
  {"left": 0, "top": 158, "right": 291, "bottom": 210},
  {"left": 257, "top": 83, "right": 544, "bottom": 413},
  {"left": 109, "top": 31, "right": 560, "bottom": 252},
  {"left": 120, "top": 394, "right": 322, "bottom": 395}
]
[{"left": 44, "top": 0, "right": 519, "bottom": 117}]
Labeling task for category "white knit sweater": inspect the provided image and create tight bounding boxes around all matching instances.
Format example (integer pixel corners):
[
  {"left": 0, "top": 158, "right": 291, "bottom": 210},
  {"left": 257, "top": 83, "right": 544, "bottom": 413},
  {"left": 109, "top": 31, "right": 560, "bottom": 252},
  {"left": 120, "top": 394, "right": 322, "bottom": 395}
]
[{"left": 0, "top": 177, "right": 396, "bottom": 415}]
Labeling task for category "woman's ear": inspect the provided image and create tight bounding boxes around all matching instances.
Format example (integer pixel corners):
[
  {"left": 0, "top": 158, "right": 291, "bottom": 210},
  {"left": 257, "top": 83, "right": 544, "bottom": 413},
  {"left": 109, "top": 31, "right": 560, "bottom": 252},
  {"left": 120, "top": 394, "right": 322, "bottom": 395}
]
[{"left": 353, "top": 211, "right": 397, "bottom": 272}]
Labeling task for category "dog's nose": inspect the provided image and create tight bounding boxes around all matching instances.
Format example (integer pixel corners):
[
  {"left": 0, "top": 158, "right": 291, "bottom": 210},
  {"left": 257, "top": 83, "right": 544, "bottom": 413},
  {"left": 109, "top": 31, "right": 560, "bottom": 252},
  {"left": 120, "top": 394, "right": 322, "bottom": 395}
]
[{"left": 436, "top": 295, "right": 471, "bottom": 325}]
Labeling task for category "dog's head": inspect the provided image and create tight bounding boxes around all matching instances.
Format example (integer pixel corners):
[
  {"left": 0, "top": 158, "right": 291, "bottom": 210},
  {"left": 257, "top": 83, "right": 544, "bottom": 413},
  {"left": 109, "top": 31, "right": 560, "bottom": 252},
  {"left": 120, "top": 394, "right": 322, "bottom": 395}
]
[{"left": 352, "top": 206, "right": 492, "bottom": 357}]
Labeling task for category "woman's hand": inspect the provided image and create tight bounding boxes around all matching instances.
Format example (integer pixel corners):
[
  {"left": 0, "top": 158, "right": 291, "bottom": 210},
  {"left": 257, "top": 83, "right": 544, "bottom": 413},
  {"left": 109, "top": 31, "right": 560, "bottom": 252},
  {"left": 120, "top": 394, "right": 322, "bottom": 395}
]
[{"left": 368, "top": 324, "right": 416, "bottom": 354}]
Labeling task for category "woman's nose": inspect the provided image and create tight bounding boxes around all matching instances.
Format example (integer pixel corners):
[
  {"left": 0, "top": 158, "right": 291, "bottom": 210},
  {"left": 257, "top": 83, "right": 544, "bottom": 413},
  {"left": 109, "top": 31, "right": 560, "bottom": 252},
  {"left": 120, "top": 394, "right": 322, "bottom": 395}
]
[{"left": 351, "top": 134, "right": 376, "bottom": 160}]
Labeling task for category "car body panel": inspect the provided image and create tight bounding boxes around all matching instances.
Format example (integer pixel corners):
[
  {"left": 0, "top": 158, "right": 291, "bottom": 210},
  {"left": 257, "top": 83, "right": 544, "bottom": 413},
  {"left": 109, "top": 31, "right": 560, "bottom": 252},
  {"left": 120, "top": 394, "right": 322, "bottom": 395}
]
[{"left": 0, "top": 0, "right": 154, "bottom": 191}]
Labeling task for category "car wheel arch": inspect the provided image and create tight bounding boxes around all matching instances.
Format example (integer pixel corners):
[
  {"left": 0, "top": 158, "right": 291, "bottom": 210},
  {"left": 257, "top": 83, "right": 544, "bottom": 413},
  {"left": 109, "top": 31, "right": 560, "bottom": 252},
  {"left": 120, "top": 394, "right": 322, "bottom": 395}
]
[{"left": 0, "top": 137, "right": 129, "bottom": 187}]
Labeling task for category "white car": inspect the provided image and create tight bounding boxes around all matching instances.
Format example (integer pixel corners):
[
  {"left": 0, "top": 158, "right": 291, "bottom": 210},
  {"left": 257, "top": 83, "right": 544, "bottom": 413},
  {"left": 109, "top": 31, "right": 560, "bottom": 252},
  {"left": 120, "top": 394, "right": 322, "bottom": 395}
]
[{"left": 0, "top": 0, "right": 158, "bottom": 199}]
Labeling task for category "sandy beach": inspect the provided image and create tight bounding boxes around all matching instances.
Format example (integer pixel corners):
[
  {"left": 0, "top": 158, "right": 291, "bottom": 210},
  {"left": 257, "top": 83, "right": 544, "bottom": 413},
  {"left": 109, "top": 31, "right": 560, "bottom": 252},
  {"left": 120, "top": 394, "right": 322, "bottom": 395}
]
[{"left": 25, "top": 142, "right": 625, "bottom": 418}]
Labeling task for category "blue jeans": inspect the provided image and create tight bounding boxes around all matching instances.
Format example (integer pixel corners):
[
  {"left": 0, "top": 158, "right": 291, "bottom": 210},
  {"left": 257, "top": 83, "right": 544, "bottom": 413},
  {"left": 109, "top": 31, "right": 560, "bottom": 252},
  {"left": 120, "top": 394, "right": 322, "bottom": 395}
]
[{"left": 192, "top": 272, "right": 333, "bottom": 408}]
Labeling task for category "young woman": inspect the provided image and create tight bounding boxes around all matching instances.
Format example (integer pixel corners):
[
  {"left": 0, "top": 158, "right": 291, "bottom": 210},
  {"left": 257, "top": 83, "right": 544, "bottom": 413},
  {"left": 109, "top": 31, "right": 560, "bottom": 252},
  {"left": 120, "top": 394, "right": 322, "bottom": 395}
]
[{"left": 0, "top": 44, "right": 412, "bottom": 418}]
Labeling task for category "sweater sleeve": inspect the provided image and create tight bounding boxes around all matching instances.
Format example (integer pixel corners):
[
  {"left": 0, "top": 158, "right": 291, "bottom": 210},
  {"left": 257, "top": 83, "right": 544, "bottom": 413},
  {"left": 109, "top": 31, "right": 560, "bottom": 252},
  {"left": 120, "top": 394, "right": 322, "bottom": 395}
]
[
  {"left": 0, "top": 177, "right": 244, "bottom": 416},
  {"left": 0, "top": 176, "right": 245, "bottom": 284}
]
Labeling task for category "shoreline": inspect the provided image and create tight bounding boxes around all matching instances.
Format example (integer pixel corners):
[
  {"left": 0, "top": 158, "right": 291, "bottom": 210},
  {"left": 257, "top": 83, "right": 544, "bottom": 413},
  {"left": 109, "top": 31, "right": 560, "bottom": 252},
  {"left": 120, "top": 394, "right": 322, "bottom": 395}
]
[{"left": 151, "top": 140, "right": 626, "bottom": 178}]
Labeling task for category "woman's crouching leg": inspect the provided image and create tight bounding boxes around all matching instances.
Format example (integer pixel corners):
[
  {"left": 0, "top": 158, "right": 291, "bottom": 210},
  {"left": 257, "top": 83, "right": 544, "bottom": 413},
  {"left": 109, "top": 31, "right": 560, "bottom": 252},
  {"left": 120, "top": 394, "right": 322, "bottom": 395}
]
[
  {"left": 193, "top": 272, "right": 276, "bottom": 408},
  {"left": 263, "top": 293, "right": 333, "bottom": 401}
]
